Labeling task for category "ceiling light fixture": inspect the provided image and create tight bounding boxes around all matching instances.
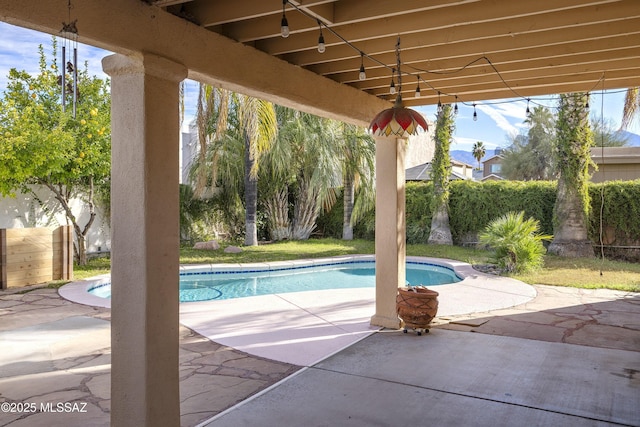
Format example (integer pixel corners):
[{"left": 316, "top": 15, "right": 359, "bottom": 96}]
[{"left": 369, "top": 38, "right": 428, "bottom": 137}]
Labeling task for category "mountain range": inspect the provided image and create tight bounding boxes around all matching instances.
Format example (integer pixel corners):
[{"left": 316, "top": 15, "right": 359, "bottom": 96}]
[{"left": 451, "top": 130, "right": 640, "bottom": 166}]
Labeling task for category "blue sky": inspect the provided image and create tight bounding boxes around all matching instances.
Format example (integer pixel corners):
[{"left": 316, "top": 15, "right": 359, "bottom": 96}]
[{"left": 2, "top": 21, "right": 638, "bottom": 152}]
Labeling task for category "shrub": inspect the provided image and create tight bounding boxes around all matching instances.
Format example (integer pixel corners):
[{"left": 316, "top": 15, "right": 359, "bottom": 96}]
[{"left": 479, "top": 211, "right": 552, "bottom": 273}]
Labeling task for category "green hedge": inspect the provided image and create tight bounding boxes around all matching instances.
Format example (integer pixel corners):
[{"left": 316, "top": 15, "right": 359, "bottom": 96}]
[
  {"left": 589, "top": 180, "right": 640, "bottom": 240},
  {"left": 317, "top": 179, "right": 640, "bottom": 246},
  {"left": 448, "top": 180, "right": 556, "bottom": 242}
]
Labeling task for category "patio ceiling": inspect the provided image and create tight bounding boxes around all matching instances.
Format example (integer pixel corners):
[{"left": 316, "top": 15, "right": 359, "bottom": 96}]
[
  {"left": 151, "top": 0, "right": 640, "bottom": 107},
  {"left": 2, "top": 0, "right": 639, "bottom": 122}
]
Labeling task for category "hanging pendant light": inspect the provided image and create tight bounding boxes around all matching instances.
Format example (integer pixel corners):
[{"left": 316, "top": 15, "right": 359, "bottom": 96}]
[
  {"left": 370, "top": 95, "right": 428, "bottom": 136},
  {"left": 369, "top": 37, "right": 427, "bottom": 137},
  {"left": 60, "top": 0, "right": 78, "bottom": 118}
]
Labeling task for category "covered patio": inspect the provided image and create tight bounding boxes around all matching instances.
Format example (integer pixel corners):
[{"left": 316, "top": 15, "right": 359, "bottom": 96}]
[{"left": 1, "top": 1, "right": 639, "bottom": 426}]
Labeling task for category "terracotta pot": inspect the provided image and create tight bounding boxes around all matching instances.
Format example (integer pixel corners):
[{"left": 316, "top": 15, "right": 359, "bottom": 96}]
[{"left": 396, "top": 286, "right": 439, "bottom": 329}]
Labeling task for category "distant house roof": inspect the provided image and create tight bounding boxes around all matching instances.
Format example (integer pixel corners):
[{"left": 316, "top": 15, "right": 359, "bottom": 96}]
[
  {"left": 590, "top": 146, "right": 640, "bottom": 164},
  {"left": 451, "top": 159, "right": 474, "bottom": 168},
  {"left": 405, "top": 162, "right": 471, "bottom": 181},
  {"left": 482, "top": 154, "right": 503, "bottom": 164},
  {"left": 481, "top": 174, "right": 504, "bottom": 181}
]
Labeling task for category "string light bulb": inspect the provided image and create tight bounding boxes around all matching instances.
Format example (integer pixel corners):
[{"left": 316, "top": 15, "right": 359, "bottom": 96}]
[
  {"left": 526, "top": 98, "right": 531, "bottom": 117},
  {"left": 473, "top": 103, "right": 478, "bottom": 121},
  {"left": 437, "top": 91, "right": 443, "bottom": 113},
  {"left": 454, "top": 96, "right": 459, "bottom": 115},
  {"left": 390, "top": 69, "right": 396, "bottom": 94},
  {"left": 585, "top": 92, "right": 590, "bottom": 110},
  {"left": 415, "top": 76, "right": 421, "bottom": 98},
  {"left": 358, "top": 52, "right": 366, "bottom": 80},
  {"left": 280, "top": 0, "right": 290, "bottom": 38},
  {"left": 317, "top": 20, "right": 325, "bottom": 53}
]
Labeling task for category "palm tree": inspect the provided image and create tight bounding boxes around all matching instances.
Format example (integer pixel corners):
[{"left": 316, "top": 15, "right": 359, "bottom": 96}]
[
  {"left": 621, "top": 87, "right": 639, "bottom": 130},
  {"left": 238, "top": 95, "right": 278, "bottom": 246},
  {"left": 471, "top": 141, "right": 486, "bottom": 171},
  {"left": 191, "top": 85, "right": 277, "bottom": 246},
  {"left": 339, "top": 123, "right": 375, "bottom": 240},
  {"left": 547, "top": 92, "right": 594, "bottom": 258},
  {"left": 428, "top": 104, "right": 454, "bottom": 245}
]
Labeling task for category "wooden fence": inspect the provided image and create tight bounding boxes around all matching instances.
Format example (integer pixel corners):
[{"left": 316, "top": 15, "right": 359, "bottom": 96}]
[{"left": 0, "top": 226, "right": 73, "bottom": 289}]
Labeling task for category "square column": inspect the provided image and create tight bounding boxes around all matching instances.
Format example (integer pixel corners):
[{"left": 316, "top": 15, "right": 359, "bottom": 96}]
[
  {"left": 370, "top": 135, "right": 406, "bottom": 329},
  {"left": 103, "top": 53, "right": 187, "bottom": 427}
]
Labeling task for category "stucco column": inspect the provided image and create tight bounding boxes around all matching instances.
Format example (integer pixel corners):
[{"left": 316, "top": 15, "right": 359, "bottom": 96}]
[
  {"left": 103, "top": 53, "right": 187, "bottom": 427},
  {"left": 371, "top": 135, "right": 406, "bottom": 329}
]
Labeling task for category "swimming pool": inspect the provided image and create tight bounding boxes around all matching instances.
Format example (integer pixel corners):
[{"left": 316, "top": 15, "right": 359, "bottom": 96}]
[{"left": 88, "top": 258, "right": 461, "bottom": 302}]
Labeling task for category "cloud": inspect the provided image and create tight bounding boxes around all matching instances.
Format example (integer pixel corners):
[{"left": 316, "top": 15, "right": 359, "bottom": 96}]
[{"left": 476, "top": 102, "right": 523, "bottom": 136}]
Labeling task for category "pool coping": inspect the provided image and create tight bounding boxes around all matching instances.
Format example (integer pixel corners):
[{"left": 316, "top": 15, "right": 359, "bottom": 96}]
[
  {"left": 58, "top": 254, "right": 536, "bottom": 313},
  {"left": 58, "top": 255, "right": 537, "bottom": 366}
]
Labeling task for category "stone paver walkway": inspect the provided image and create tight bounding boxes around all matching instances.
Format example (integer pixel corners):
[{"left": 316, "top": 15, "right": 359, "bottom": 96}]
[
  {"left": 0, "top": 288, "right": 299, "bottom": 427},
  {"left": 433, "top": 284, "right": 640, "bottom": 352}
]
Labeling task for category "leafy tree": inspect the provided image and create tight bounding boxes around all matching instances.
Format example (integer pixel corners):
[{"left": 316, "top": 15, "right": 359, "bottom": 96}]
[
  {"left": 428, "top": 104, "right": 454, "bottom": 245},
  {"left": 471, "top": 141, "right": 486, "bottom": 170},
  {"left": 501, "top": 105, "right": 556, "bottom": 180},
  {"left": 547, "top": 93, "right": 594, "bottom": 258},
  {"left": 0, "top": 42, "right": 110, "bottom": 265}
]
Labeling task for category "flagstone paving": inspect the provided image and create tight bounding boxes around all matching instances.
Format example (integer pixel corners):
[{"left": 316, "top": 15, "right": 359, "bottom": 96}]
[
  {"left": 0, "top": 283, "right": 638, "bottom": 426},
  {"left": 0, "top": 288, "right": 299, "bottom": 427}
]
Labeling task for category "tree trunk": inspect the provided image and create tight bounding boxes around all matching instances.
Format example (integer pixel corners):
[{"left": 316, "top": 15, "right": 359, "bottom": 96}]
[
  {"left": 265, "top": 188, "right": 290, "bottom": 240},
  {"left": 244, "top": 134, "right": 258, "bottom": 246},
  {"left": 548, "top": 92, "right": 594, "bottom": 258},
  {"left": 43, "top": 181, "right": 95, "bottom": 266},
  {"left": 547, "top": 177, "right": 594, "bottom": 257},
  {"left": 342, "top": 173, "right": 354, "bottom": 240},
  {"left": 428, "top": 203, "right": 453, "bottom": 245},
  {"left": 291, "top": 178, "right": 320, "bottom": 240}
]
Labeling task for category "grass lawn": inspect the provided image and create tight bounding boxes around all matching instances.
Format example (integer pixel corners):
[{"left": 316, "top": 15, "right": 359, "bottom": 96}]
[{"left": 70, "top": 238, "right": 639, "bottom": 292}]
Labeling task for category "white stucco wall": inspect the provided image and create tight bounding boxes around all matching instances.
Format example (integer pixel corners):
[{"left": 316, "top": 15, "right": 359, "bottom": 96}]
[{"left": 0, "top": 186, "right": 111, "bottom": 254}]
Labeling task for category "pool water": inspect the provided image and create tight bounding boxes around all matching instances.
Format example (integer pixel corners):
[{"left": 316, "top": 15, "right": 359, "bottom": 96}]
[{"left": 89, "top": 261, "right": 460, "bottom": 302}]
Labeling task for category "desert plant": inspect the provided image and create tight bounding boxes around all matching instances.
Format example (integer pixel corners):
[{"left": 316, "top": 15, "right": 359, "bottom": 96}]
[{"left": 479, "top": 211, "right": 552, "bottom": 273}]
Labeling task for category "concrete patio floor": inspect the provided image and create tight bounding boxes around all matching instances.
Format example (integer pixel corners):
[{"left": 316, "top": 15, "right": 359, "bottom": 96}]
[{"left": 1, "top": 282, "right": 638, "bottom": 426}]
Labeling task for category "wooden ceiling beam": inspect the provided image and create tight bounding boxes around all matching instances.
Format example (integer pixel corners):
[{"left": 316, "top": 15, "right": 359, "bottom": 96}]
[
  {"left": 369, "top": 68, "right": 639, "bottom": 98},
  {"left": 354, "top": 55, "right": 640, "bottom": 94},
  {"left": 285, "top": 3, "right": 640, "bottom": 67},
  {"left": 402, "top": 76, "right": 640, "bottom": 107},
  {"left": 182, "top": 0, "right": 334, "bottom": 27},
  {"left": 257, "top": 0, "right": 621, "bottom": 55},
  {"left": 310, "top": 29, "right": 640, "bottom": 77}
]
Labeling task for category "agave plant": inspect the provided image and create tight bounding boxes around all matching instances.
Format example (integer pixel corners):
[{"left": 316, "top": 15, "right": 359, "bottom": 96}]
[{"left": 479, "top": 211, "right": 552, "bottom": 273}]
